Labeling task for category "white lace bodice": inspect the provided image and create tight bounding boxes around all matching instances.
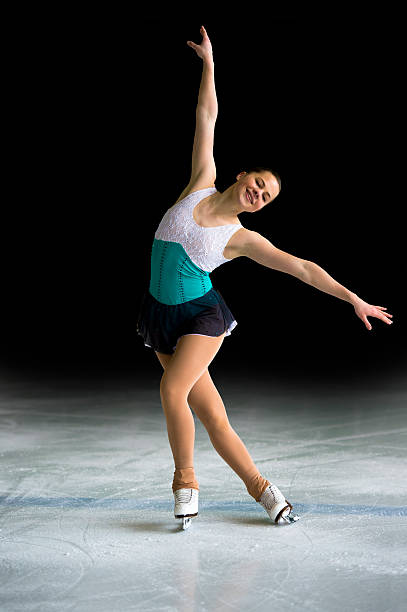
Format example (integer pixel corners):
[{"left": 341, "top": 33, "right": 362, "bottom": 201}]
[{"left": 154, "top": 188, "right": 243, "bottom": 273}]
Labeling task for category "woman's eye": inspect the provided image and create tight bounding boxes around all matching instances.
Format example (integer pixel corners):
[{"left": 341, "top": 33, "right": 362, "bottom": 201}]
[{"left": 256, "top": 179, "right": 266, "bottom": 202}]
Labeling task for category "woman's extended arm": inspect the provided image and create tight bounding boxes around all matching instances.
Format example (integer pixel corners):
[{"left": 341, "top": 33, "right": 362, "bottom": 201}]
[
  {"left": 241, "top": 229, "right": 394, "bottom": 331},
  {"left": 301, "top": 261, "right": 392, "bottom": 330}
]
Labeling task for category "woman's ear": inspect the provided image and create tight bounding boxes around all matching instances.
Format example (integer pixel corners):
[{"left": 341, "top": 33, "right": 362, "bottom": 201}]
[{"left": 236, "top": 171, "right": 247, "bottom": 181}]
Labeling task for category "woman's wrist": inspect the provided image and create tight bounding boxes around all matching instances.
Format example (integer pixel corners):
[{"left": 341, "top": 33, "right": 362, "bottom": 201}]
[
  {"left": 348, "top": 291, "right": 361, "bottom": 307},
  {"left": 203, "top": 55, "right": 214, "bottom": 67}
]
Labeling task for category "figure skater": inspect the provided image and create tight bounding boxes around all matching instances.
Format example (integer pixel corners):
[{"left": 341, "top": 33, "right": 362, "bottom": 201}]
[{"left": 136, "top": 26, "right": 393, "bottom": 528}]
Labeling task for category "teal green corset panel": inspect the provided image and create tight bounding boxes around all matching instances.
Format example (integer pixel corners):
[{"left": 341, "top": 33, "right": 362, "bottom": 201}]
[{"left": 149, "top": 238, "right": 212, "bottom": 305}]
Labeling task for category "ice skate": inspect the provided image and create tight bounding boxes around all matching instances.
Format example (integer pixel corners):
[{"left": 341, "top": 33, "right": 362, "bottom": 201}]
[
  {"left": 174, "top": 488, "right": 199, "bottom": 530},
  {"left": 258, "top": 483, "right": 300, "bottom": 524}
]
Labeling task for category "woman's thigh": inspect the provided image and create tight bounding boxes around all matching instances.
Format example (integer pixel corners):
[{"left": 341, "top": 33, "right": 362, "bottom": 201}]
[
  {"left": 157, "top": 332, "right": 226, "bottom": 399},
  {"left": 155, "top": 344, "right": 229, "bottom": 427}
]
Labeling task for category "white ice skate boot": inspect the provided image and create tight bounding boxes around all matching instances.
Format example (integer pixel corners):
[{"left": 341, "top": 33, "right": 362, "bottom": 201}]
[
  {"left": 174, "top": 488, "right": 199, "bottom": 530},
  {"left": 258, "top": 483, "right": 300, "bottom": 524}
]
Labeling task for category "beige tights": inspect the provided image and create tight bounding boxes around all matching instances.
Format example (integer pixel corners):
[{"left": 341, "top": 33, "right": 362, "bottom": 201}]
[{"left": 162, "top": 366, "right": 270, "bottom": 502}]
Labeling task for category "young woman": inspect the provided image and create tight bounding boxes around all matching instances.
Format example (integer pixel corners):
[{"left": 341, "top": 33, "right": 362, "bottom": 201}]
[{"left": 137, "top": 26, "right": 393, "bottom": 527}]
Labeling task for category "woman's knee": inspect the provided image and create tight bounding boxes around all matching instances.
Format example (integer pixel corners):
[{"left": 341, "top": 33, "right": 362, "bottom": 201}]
[
  {"left": 198, "top": 410, "right": 230, "bottom": 433},
  {"left": 160, "top": 371, "right": 187, "bottom": 403},
  {"left": 187, "top": 370, "right": 230, "bottom": 431}
]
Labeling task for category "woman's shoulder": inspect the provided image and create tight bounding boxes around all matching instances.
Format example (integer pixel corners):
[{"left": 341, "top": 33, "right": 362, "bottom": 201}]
[
  {"left": 172, "top": 177, "right": 217, "bottom": 207},
  {"left": 221, "top": 226, "right": 252, "bottom": 259}
]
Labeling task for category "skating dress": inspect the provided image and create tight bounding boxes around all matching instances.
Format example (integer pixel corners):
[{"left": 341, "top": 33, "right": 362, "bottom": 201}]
[{"left": 136, "top": 187, "right": 243, "bottom": 354}]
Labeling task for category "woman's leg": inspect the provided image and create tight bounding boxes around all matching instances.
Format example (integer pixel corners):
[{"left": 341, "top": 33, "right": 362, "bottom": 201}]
[
  {"left": 155, "top": 350, "right": 270, "bottom": 502},
  {"left": 157, "top": 333, "right": 226, "bottom": 493}
]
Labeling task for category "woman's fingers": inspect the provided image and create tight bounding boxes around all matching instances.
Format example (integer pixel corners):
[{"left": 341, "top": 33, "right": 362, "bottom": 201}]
[
  {"left": 188, "top": 26, "right": 208, "bottom": 48},
  {"left": 360, "top": 305, "right": 394, "bottom": 330},
  {"left": 369, "top": 311, "right": 393, "bottom": 325},
  {"left": 378, "top": 314, "right": 393, "bottom": 324},
  {"left": 188, "top": 27, "right": 205, "bottom": 45},
  {"left": 375, "top": 308, "right": 392, "bottom": 317},
  {"left": 373, "top": 308, "right": 393, "bottom": 321}
]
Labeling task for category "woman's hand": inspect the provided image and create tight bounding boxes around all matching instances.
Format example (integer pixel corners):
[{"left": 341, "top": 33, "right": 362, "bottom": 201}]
[
  {"left": 187, "top": 26, "right": 213, "bottom": 62},
  {"left": 351, "top": 296, "right": 394, "bottom": 330}
]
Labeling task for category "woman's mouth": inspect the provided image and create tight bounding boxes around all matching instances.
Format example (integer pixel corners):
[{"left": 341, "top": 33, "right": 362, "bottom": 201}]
[{"left": 246, "top": 189, "right": 253, "bottom": 204}]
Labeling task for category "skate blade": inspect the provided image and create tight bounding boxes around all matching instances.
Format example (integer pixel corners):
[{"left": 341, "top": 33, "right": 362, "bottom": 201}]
[
  {"left": 182, "top": 517, "right": 192, "bottom": 530},
  {"left": 281, "top": 512, "right": 300, "bottom": 524}
]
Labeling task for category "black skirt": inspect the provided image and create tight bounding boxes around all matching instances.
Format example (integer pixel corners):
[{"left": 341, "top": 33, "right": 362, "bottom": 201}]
[{"left": 136, "top": 287, "right": 238, "bottom": 355}]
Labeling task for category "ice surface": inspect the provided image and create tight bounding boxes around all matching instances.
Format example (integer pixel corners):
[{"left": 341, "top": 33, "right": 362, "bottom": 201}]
[{"left": 0, "top": 371, "right": 406, "bottom": 611}]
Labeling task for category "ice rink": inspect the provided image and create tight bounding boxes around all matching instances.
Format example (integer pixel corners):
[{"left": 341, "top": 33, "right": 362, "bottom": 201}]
[{"left": 1, "top": 369, "right": 406, "bottom": 611}]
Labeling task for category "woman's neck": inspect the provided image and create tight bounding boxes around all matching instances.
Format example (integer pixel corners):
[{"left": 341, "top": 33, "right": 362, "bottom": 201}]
[{"left": 207, "top": 184, "right": 242, "bottom": 222}]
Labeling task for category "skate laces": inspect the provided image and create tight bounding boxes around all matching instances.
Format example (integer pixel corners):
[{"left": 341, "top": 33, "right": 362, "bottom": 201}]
[
  {"left": 259, "top": 484, "right": 284, "bottom": 510},
  {"left": 174, "top": 488, "right": 193, "bottom": 503}
]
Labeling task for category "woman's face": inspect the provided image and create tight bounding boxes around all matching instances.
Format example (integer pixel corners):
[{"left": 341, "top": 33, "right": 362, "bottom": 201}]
[{"left": 236, "top": 171, "right": 280, "bottom": 213}]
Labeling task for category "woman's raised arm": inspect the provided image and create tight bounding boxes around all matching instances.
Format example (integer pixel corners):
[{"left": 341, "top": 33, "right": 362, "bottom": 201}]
[
  {"left": 186, "top": 26, "right": 217, "bottom": 185},
  {"left": 187, "top": 26, "right": 218, "bottom": 118}
]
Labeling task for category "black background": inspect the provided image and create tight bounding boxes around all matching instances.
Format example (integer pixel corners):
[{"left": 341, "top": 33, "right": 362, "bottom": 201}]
[{"left": 3, "top": 10, "right": 405, "bottom": 385}]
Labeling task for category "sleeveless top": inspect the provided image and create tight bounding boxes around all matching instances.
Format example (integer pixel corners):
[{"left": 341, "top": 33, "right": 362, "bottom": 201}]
[{"left": 149, "top": 188, "right": 243, "bottom": 305}]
